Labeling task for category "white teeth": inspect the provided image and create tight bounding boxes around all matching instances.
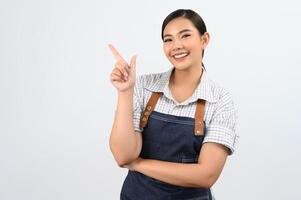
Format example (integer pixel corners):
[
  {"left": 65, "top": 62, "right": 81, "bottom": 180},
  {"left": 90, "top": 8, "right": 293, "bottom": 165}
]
[{"left": 174, "top": 53, "right": 188, "bottom": 59}]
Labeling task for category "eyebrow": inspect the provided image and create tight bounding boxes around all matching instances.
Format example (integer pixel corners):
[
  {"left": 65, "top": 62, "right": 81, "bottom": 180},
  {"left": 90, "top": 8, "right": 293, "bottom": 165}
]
[{"left": 163, "top": 29, "right": 192, "bottom": 38}]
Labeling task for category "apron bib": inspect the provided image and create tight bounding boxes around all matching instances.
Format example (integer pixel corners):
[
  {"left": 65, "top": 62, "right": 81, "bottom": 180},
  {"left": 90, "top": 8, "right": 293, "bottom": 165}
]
[{"left": 121, "top": 92, "right": 212, "bottom": 200}]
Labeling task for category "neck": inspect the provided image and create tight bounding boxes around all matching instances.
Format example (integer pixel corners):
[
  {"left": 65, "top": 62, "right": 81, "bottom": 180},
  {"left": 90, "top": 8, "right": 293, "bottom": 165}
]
[{"left": 170, "top": 64, "right": 203, "bottom": 88}]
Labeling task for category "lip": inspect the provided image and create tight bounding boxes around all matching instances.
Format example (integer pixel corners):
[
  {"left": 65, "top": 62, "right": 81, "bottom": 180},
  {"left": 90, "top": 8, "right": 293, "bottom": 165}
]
[{"left": 171, "top": 52, "right": 190, "bottom": 61}]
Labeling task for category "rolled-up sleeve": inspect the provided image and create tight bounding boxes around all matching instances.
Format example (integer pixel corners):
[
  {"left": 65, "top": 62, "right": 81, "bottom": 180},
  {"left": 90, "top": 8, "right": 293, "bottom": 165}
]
[
  {"left": 133, "top": 75, "right": 144, "bottom": 133},
  {"left": 204, "top": 90, "right": 238, "bottom": 155}
]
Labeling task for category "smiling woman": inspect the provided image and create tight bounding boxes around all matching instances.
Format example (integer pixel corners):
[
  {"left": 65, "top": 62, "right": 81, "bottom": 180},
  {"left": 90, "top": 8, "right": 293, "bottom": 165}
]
[{"left": 108, "top": 9, "right": 238, "bottom": 200}]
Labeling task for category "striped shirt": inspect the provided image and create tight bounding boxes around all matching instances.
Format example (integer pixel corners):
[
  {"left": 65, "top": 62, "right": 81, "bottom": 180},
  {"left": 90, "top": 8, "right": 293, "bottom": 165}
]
[{"left": 133, "top": 67, "right": 238, "bottom": 155}]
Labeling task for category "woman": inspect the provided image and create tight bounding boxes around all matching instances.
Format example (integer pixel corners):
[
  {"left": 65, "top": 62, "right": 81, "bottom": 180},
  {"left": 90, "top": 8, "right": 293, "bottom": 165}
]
[{"left": 109, "top": 9, "right": 238, "bottom": 200}]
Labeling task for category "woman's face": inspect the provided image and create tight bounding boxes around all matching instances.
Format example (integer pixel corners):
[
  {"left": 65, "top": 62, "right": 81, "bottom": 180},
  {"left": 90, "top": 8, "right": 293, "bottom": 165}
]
[{"left": 162, "top": 17, "right": 209, "bottom": 71}]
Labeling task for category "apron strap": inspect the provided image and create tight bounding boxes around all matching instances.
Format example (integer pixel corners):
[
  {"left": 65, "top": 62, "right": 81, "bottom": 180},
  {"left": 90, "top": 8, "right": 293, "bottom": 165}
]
[
  {"left": 194, "top": 99, "right": 206, "bottom": 136},
  {"left": 140, "top": 92, "right": 162, "bottom": 129},
  {"left": 140, "top": 92, "right": 206, "bottom": 136}
]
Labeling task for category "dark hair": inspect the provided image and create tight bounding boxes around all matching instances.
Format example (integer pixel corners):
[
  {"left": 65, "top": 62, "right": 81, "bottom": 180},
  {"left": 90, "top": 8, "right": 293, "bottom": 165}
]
[{"left": 161, "top": 9, "right": 207, "bottom": 67}]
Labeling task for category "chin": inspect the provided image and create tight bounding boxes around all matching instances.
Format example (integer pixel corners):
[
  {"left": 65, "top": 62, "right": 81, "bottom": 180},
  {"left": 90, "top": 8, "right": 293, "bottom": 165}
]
[
  {"left": 174, "top": 66, "right": 188, "bottom": 71},
  {"left": 173, "top": 63, "right": 191, "bottom": 71}
]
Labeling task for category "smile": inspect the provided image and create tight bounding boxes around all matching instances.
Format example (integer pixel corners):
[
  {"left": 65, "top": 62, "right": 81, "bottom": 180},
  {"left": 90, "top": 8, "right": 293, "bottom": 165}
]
[{"left": 172, "top": 52, "right": 189, "bottom": 59}]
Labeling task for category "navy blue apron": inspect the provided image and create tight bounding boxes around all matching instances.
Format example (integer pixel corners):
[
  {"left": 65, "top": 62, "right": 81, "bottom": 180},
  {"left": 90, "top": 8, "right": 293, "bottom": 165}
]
[{"left": 120, "top": 92, "right": 212, "bottom": 200}]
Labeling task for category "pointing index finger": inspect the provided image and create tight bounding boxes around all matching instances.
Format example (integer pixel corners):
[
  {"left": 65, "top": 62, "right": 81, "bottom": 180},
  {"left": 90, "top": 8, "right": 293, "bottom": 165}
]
[{"left": 108, "top": 44, "right": 125, "bottom": 62}]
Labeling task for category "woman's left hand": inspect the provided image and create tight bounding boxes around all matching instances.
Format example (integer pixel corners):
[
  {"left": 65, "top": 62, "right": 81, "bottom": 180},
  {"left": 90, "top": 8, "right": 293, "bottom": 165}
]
[{"left": 123, "top": 157, "right": 143, "bottom": 171}]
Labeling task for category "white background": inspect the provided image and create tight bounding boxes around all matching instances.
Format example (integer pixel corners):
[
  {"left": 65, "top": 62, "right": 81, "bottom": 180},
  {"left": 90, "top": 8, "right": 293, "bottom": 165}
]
[{"left": 1, "top": 0, "right": 300, "bottom": 199}]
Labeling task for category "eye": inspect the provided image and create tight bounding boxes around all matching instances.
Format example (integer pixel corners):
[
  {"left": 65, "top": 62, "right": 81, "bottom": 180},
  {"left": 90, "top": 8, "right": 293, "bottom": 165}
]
[
  {"left": 182, "top": 34, "right": 191, "bottom": 38},
  {"left": 163, "top": 38, "right": 172, "bottom": 43}
]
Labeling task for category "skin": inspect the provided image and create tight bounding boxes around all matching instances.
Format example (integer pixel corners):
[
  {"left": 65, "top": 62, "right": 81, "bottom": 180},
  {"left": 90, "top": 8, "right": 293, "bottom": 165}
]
[
  {"left": 108, "top": 44, "right": 142, "bottom": 166},
  {"left": 109, "top": 17, "right": 229, "bottom": 188},
  {"left": 163, "top": 17, "right": 209, "bottom": 103}
]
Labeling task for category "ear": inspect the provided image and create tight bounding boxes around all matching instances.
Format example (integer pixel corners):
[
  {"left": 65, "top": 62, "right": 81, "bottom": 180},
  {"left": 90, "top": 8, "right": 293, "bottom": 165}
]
[{"left": 201, "top": 32, "right": 210, "bottom": 49}]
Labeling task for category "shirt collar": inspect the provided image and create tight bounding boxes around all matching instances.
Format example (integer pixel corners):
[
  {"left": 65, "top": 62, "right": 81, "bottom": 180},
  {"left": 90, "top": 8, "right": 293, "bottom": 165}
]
[{"left": 145, "top": 67, "right": 218, "bottom": 105}]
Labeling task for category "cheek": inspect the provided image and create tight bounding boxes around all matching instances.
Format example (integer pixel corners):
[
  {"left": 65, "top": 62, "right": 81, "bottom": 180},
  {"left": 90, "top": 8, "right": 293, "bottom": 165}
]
[
  {"left": 189, "top": 42, "right": 203, "bottom": 55},
  {"left": 163, "top": 45, "right": 170, "bottom": 57}
]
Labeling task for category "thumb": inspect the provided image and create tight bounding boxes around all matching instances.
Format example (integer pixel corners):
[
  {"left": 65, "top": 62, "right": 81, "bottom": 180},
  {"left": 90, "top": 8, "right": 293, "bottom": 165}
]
[{"left": 130, "top": 55, "right": 137, "bottom": 73}]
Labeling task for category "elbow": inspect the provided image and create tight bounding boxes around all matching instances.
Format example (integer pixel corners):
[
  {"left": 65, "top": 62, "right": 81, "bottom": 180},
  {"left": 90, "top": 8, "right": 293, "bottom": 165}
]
[
  {"left": 109, "top": 148, "right": 135, "bottom": 167},
  {"left": 204, "top": 177, "right": 216, "bottom": 188},
  {"left": 108, "top": 134, "right": 140, "bottom": 167},
  {"left": 194, "top": 179, "right": 214, "bottom": 189},
  {"left": 195, "top": 174, "right": 219, "bottom": 189},
  {"left": 115, "top": 157, "right": 134, "bottom": 167},
  {"left": 109, "top": 143, "right": 138, "bottom": 167},
  {"left": 116, "top": 159, "right": 127, "bottom": 168}
]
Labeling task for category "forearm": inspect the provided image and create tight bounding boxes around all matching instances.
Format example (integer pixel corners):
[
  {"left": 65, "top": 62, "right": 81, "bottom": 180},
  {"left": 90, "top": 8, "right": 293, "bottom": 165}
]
[
  {"left": 134, "top": 159, "right": 214, "bottom": 188},
  {"left": 110, "top": 89, "right": 138, "bottom": 165}
]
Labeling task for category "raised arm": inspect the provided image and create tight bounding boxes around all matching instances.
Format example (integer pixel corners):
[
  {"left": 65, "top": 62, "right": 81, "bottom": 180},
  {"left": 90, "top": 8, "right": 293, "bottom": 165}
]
[{"left": 108, "top": 44, "right": 142, "bottom": 167}]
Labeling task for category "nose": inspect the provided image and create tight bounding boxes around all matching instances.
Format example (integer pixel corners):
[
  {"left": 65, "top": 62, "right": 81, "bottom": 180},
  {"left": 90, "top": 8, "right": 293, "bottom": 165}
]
[{"left": 172, "top": 38, "right": 183, "bottom": 51}]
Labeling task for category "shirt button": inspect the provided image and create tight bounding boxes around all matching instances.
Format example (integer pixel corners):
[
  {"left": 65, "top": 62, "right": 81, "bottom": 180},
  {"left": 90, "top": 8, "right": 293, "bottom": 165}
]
[
  {"left": 147, "top": 106, "right": 152, "bottom": 111},
  {"left": 142, "top": 117, "right": 147, "bottom": 121}
]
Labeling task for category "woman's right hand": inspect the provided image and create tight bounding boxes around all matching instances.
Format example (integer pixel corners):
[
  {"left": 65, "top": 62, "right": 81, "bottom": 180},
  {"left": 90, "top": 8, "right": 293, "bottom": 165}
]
[{"left": 108, "top": 44, "right": 137, "bottom": 92}]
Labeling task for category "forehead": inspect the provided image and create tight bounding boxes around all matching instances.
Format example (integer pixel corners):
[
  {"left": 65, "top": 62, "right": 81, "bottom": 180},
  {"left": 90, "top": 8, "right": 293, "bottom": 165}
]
[{"left": 163, "top": 17, "right": 197, "bottom": 35}]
